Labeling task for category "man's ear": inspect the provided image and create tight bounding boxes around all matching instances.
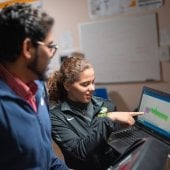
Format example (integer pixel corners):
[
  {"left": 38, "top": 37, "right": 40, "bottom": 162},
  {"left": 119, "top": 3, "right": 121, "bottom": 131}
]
[{"left": 22, "top": 38, "right": 34, "bottom": 59}]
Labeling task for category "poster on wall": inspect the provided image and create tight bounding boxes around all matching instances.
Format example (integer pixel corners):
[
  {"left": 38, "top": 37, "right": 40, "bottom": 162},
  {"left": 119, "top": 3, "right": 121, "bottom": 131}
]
[
  {"left": 88, "top": 0, "right": 163, "bottom": 18},
  {"left": 0, "top": 0, "right": 42, "bottom": 10}
]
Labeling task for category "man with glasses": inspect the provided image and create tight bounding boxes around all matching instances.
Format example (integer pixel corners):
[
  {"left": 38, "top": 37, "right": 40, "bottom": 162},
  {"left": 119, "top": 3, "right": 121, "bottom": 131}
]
[{"left": 0, "top": 3, "right": 68, "bottom": 170}]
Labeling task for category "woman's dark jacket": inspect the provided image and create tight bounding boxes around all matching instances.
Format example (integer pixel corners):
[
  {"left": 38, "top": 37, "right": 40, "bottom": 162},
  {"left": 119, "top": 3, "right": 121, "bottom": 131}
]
[{"left": 50, "top": 96, "right": 121, "bottom": 170}]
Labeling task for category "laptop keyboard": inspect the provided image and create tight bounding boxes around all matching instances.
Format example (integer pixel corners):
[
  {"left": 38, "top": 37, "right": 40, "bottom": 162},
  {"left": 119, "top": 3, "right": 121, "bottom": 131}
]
[
  {"left": 108, "top": 126, "right": 149, "bottom": 154},
  {"left": 111, "top": 126, "right": 144, "bottom": 144}
]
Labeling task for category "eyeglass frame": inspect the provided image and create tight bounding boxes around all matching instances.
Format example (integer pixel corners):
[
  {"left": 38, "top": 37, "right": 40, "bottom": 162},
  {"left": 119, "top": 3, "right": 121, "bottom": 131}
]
[{"left": 36, "top": 41, "right": 58, "bottom": 57}]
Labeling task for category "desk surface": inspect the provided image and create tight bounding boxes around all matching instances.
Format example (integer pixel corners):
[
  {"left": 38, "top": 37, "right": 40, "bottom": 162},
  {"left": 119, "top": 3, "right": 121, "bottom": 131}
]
[{"left": 165, "top": 154, "right": 170, "bottom": 170}]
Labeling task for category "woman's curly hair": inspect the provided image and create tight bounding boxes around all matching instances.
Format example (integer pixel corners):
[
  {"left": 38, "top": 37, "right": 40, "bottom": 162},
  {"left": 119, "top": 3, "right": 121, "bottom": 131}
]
[
  {"left": 47, "top": 70, "right": 61, "bottom": 103},
  {"left": 47, "top": 52, "right": 93, "bottom": 103}
]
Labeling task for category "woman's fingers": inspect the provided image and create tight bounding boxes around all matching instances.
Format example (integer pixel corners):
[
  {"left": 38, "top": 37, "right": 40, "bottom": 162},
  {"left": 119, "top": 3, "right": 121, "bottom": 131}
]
[
  {"left": 130, "top": 112, "right": 144, "bottom": 116},
  {"left": 128, "top": 116, "right": 135, "bottom": 125}
]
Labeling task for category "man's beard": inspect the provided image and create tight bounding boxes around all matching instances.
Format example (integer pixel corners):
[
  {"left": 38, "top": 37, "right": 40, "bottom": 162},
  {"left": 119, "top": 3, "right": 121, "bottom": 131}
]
[{"left": 27, "top": 53, "right": 50, "bottom": 81}]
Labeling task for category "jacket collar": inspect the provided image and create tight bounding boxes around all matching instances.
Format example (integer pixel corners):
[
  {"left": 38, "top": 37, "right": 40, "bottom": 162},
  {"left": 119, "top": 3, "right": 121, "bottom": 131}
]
[{"left": 60, "top": 96, "right": 104, "bottom": 115}]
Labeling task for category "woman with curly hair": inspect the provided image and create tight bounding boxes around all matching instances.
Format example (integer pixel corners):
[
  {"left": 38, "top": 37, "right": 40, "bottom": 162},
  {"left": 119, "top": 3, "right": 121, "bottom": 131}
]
[{"left": 47, "top": 53, "right": 143, "bottom": 170}]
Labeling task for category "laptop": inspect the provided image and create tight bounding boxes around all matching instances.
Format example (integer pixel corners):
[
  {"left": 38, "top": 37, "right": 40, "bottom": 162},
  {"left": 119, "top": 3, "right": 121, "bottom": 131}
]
[{"left": 108, "top": 86, "right": 170, "bottom": 155}]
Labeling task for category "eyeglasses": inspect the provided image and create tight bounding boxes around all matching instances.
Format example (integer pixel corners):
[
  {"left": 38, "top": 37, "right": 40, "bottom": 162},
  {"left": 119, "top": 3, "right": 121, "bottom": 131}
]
[{"left": 36, "top": 41, "right": 58, "bottom": 57}]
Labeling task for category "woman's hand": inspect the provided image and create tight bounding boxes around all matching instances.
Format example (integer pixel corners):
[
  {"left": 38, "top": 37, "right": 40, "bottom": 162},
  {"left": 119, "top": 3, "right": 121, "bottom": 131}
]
[{"left": 107, "top": 112, "right": 144, "bottom": 125}]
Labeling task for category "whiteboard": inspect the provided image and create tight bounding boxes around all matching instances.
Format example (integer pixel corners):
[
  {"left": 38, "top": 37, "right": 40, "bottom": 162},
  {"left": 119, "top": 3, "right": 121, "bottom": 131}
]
[{"left": 79, "top": 14, "right": 160, "bottom": 83}]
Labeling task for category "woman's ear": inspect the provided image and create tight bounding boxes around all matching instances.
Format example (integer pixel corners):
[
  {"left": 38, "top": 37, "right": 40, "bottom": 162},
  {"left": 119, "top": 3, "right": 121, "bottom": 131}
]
[
  {"left": 22, "top": 38, "right": 34, "bottom": 59},
  {"left": 64, "top": 82, "right": 70, "bottom": 92}
]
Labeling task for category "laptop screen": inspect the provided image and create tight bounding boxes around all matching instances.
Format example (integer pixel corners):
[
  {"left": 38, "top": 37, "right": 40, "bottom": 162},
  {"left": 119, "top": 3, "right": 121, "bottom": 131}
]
[{"left": 137, "top": 86, "right": 170, "bottom": 140}]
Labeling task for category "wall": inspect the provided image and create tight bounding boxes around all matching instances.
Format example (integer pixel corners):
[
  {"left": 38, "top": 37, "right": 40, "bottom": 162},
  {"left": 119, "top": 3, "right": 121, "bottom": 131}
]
[{"left": 43, "top": 0, "right": 170, "bottom": 111}]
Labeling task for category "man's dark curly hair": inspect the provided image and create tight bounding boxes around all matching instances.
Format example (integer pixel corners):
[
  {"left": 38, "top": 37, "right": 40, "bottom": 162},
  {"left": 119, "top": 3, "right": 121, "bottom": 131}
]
[{"left": 0, "top": 3, "right": 54, "bottom": 63}]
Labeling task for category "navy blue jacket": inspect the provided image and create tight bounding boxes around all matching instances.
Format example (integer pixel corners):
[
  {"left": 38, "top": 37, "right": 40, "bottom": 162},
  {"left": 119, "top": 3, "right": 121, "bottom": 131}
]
[{"left": 0, "top": 80, "right": 68, "bottom": 170}]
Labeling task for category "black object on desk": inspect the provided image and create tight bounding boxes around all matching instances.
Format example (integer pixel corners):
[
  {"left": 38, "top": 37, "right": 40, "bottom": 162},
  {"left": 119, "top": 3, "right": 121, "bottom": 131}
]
[{"left": 107, "top": 137, "right": 169, "bottom": 170}]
